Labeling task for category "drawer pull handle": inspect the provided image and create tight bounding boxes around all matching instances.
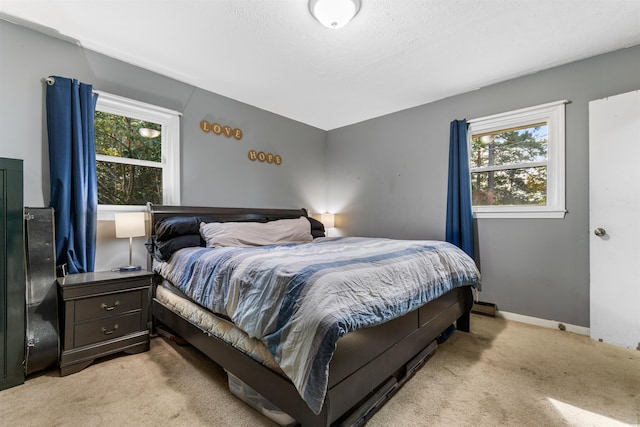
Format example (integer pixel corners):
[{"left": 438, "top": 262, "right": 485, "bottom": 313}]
[
  {"left": 101, "top": 301, "right": 120, "bottom": 311},
  {"left": 101, "top": 324, "right": 119, "bottom": 335}
]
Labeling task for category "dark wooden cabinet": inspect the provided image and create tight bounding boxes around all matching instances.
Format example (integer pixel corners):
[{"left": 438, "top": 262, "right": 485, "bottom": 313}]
[
  {"left": 0, "top": 158, "right": 25, "bottom": 391},
  {"left": 57, "top": 270, "right": 153, "bottom": 376}
]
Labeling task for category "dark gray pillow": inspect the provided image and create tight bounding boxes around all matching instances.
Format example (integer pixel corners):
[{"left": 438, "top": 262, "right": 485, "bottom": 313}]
[
  {"left": 155, "top": 216, "right": 217, "bottom": 241},
  {"left": 307, "top": 217, "right": 325, "bottom": 238},
  {"left": 146, "top": 234, "right": 203, "bottom": 262}
]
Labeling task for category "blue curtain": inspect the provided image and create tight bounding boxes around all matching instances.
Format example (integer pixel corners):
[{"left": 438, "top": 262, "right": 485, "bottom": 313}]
[
  {"left": 46, "top": 76, "right": 99, "bottom": 273},
  {"left": 446, "top": 119, "right": 475, "bottom": 259}
]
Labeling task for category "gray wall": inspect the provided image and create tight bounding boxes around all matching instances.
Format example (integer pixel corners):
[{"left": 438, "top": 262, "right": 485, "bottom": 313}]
[
  {"left": 326, "top": 45, "right": 640, "bottom": 327},
  {"left": 3, "top": 17, "right": 640, "bottom": 327},
  {"left": 0, "top": 19, "right": 327, "bottom": 271}
]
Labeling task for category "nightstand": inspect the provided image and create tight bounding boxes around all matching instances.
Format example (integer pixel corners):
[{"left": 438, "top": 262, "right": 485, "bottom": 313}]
[{"left": 57, "top": 270, "right": 154, "bottom": 376}]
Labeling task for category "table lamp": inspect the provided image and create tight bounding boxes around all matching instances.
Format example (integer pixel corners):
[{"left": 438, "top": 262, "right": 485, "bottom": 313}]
[
  {"left": 114, "top": 212, "right": 146, "bottom": 271},
  {"left": 320, "top": 213, "right": 336, "bottom": 229}
]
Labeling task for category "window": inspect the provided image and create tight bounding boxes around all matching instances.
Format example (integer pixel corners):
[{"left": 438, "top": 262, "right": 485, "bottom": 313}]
[
  {"left": 468, "top": 100, "right": 567, "bottom": 219},
  {"left": 94, "top": 92, "right": 180, "bottom": 217}
]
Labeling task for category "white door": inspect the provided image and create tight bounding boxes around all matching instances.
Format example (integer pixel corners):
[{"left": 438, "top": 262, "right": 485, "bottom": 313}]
[{"left": 589, "top": 89, "right": 640, "bottom": 350}]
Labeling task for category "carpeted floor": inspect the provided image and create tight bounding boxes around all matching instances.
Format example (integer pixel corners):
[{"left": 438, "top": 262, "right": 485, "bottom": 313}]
[{"left": 1, "top": 314, "right": 638, "bottom": 426}]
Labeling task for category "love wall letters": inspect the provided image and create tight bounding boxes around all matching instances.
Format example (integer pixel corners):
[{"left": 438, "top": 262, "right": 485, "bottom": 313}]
[{"left": 200, "top": 119, "right": 282, "bottom": 165}]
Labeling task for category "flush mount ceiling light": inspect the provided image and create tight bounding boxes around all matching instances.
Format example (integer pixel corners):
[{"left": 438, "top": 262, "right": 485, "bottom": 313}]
[
  {"left": 309, "top": 0, "right": 361, "bottom": 29},
  {"left": 139, "top": 127, "right": 161, "bottom": 138}
]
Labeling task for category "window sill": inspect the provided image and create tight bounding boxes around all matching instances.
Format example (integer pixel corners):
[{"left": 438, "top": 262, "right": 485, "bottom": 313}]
[
  {"left": 97, "top": 205, "right": 148, "bottom": 221},
  {"left": 473, "top": 209, "right": 567, "bottom": 219}
]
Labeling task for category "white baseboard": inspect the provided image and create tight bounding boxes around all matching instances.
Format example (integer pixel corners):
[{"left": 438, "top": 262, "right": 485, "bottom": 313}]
[{"left": 495, "top": 310, "right": 590, "bottom": 336}]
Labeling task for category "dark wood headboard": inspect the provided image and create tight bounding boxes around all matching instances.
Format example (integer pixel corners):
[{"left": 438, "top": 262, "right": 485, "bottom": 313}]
[{"left": 147, "top": 204, "right": 309, "bottom": 231}]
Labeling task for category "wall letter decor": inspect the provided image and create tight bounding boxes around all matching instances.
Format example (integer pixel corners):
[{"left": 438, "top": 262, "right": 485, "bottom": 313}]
[
  {"left": 200, "top": 120, "right": 243, "bottom": 140},
  {"left": 248, "top": 150, "right": 282, "bottom": 165}
]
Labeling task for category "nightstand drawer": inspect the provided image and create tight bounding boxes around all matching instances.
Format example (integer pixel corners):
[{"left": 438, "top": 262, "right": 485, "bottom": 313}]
[
  {"left": 74, "top": 311, "right": 142, "bottom": 347},
  {"left": 74, "top": 289, "right": 142, "bottom": 321}
]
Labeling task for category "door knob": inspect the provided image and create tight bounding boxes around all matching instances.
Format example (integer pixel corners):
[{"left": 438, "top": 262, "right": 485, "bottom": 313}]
[{"left": 594, "top": 227, "right": 606, "bottom": 237}]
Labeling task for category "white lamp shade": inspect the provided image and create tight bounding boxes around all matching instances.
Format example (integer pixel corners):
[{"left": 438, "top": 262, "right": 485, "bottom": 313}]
[
  {"left": 310, "top": 0, "right": 360, "bottom": 29},
  {"left": 115, "top": 212, "right": 146, "bottom": 238},
  {"left": 321, "top": 213, "right": 335, "bottom": 228}
]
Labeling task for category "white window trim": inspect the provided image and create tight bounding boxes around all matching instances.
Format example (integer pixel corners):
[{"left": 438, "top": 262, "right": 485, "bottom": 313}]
[
  {"left": 468, "top": 100, "right": 568, "bottom": 219},
  {"left": 94, "top": 91, "right": 181, "bottom": 220}
]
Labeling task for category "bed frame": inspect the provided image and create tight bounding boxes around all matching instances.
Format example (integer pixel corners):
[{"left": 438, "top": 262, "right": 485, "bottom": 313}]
[{"left": 147, "top": 204, "right": 474, "bottom": 426}]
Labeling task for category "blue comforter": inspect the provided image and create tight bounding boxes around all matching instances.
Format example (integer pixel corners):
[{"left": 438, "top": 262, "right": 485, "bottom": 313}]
[{"left": 154, "top": 236, "right": 480, "bottom": 414}]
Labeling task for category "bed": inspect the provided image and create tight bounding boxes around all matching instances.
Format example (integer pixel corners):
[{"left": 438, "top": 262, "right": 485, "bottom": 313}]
[{"left": 146, "top": 204, "right": 479, "bottom": 426}]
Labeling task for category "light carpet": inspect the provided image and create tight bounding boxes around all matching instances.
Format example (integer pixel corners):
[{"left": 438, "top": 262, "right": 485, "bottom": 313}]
[{"left": 1, "top": 314, "right": 638, "bottom": 426}]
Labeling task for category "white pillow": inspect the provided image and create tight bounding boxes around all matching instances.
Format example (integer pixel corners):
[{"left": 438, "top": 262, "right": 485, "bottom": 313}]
[{"left": 200, "top": 216, "right": 313, "bottom": 248}]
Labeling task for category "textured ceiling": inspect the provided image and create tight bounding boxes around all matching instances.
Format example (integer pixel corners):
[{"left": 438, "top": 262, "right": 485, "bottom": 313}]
[{"left": 2, "top": 0, "right": 640, "bottom": 130}]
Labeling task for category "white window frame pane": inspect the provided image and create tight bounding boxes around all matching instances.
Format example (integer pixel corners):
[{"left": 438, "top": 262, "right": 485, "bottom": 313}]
[
  {"left": 94, "top": 91, "right": 181, "bottom": 220},
  {"left": 468, "top": 100, "right": 567, "bottom": 219},
  {"left": 472, "top": 160, "right": 548, "bottom": 173}
]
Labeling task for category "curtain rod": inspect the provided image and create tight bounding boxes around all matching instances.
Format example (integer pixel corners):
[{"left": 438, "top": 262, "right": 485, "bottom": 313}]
[{"left": 45, "top": 76, "right": 91, "bottom": 87}]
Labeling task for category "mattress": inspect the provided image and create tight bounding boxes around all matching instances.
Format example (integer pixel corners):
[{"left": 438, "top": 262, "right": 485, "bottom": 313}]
[{"left": 155, "top": 282, "right": 283, "bottom": 374}]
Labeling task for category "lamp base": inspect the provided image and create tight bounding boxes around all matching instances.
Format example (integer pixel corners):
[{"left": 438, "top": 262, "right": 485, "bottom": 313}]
[{"left": 118, "top": 265, "right": 142, "bottom": 272}]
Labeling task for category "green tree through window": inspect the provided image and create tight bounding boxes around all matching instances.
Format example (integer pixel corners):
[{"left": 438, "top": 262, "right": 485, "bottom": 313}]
[
  {"left": 470, "top": 124, "right": 548, "bottom": 206},
  {"left": 94, "top": 111, "right": 163, "bottom": 205}
]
